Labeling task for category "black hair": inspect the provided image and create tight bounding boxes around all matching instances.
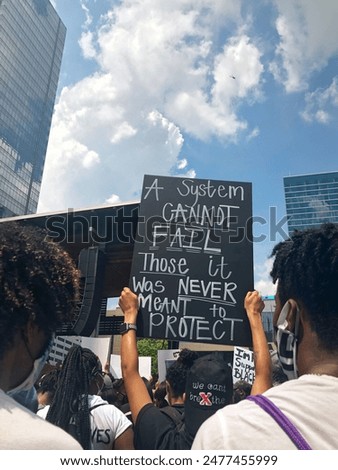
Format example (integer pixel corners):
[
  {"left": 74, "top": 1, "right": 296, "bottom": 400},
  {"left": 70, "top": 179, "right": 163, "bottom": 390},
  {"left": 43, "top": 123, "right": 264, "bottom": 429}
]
[
  {"left": 0, "top": 221, "right": 79, "bottom": 359},
  {"left": 46, "top": 345, "right": 102, "bottom": 449},
  {"left": 233, "top": 380, "right": 252, "bottom": 403},
  {"left": 154, "top": 380, "right": 169, "bottom": 408},
  {"left": 36, "top": 369, "right": 60, "bottom": 395},
  {"left": 270, "top": 222, "right": 338, "bottom": 351},
  {"left": 142, "top": 376, "right": 154, "bottom": 401},
  {"left": 166, "top": 348, "right": 198, "bottom": 398},
  {"left": 111, "top": 378, "right": 128, "bottom": 408}
]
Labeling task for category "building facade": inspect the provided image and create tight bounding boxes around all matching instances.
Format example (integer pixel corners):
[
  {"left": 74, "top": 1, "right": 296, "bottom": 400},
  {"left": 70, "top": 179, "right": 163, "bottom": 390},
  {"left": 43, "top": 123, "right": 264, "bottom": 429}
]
[
  {"left": 0, "top": 0, "right": 66, "bottom": 217},
  {"left": 49, "top": 336, "right": 82, "bottom": 366},
  {"left": 284, "top": 171, "right": 338, "bottom": 234}
]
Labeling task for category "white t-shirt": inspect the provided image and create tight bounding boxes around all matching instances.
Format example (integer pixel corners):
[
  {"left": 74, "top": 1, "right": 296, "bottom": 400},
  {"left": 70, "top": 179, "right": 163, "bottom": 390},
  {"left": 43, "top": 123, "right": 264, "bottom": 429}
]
[
  {"left": 192, "top": 374, "right": 338, "bottom": 450},
  {"left": 39, "top": 395, "right": 132, "bottom": 450},
  {"left": 0, "top": 389, "right": 82, "bottom": 450},
  {"left": 88, "top": 395, "right": 132, "bottom": 450}
]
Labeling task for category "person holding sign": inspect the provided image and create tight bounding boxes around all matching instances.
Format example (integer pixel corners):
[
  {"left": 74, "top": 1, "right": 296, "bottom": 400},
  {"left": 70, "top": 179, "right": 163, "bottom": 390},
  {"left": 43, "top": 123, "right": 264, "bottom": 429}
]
[
  {"left": 119, "top": 287, "right": 233, "bottom": 450},
  {"left": 193, "top": 223, "right": 338, "bottom": 450}
]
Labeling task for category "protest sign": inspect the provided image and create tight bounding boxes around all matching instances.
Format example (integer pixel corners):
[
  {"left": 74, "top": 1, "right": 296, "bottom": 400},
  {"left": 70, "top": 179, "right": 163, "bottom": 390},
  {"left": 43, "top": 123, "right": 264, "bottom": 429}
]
[
  {"left": 130, "top": 174, "right": 254, "bottom": 346},
  {"left": 232, "top": 346, "right": 255, "bottom": 384}
]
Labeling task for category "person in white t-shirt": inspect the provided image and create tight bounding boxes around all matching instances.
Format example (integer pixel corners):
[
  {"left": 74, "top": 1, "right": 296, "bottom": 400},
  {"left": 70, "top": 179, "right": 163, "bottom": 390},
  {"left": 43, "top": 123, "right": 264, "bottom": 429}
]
[
  {"left": 45, "top": 345, "right": 134, "bottom": 450},
  {"left": 193, "top": 223, "right": 338, "bottom": 450},
  {"left": 0, "top": 221, "right": 82, "bottom": 450}
]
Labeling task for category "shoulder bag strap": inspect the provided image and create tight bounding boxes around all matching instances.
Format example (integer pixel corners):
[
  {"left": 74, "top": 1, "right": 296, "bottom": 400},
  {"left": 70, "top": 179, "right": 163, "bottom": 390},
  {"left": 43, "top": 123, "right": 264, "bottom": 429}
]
[
  {"left": 89, "top": 403, "right": 108, "bottom": 413},
  {"left": 247, "top": 394, "right": 312, "bottom": 450}
]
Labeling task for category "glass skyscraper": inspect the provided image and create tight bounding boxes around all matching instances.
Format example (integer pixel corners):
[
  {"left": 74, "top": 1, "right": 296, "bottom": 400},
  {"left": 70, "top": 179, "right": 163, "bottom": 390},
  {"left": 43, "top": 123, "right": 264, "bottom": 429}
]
[
  {"left": 0, "top": 0, "right": 66, "bottom": 217},
  {"left": 284, "top": 171, "right": 338, "bottom": 234}
]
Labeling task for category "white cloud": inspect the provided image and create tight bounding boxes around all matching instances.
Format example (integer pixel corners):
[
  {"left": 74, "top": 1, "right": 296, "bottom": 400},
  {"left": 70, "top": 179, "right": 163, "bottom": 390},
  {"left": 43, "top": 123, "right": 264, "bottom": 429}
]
[
  {"left": 246, "top": 126, "right": 260, "bottom": 141},
  {"left": 80, "top": 0, "right": 93, "bottom": 28},
  {"left": 79, "top": 31, "right": 97, "bottom": 59},
  {"left": 301, "top": 77, "right": 338, "bottom": 123},
  {"left": 270, "top": 0, "right": 338, "bottom": 92},
  {"left": 105, "top": 193, "right": 121, "bottom": 204},
  {"left": 254, "top": 258, "right": 276, "bottom": 296},
  {"left": 39, "top": 1, "right": 264, "bottom": 212},
  {"left": 177, "top": 158, "right": 188, "bottom": 170}
]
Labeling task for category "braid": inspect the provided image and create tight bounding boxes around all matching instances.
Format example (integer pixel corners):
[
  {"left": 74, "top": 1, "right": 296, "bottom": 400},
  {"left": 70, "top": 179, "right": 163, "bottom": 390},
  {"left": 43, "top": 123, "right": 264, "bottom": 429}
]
[
  {"left": 270, "top": 223, "right": 338, "bottom": 350},
  {"left": 46, "top": 345, "right": 100, "bottom": 449}
]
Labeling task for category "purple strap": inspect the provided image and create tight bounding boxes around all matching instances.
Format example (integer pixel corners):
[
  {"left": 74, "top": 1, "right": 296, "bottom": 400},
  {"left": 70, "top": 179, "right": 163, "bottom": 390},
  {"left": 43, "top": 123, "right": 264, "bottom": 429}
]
[{"left": 247, "top": 395, "right": 312, "bottom": 450}]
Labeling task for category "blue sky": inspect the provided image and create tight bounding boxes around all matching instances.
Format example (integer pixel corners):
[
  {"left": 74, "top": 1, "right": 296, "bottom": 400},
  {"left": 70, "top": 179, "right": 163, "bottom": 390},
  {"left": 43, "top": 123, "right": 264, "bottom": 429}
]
[{"left": 39, "top": 0, "right": 338, "bottom": 294}]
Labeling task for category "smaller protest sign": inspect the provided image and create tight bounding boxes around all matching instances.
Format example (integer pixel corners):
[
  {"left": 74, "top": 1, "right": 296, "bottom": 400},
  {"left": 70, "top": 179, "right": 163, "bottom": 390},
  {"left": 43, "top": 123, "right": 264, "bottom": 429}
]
[{"left": 232, "top": 346, "right": 255, "bottom": 384}]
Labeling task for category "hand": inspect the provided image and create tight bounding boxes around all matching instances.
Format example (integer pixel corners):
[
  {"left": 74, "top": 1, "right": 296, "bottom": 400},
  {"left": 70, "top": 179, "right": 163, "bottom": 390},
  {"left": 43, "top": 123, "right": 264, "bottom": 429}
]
[
  {"left": 244, "top": 291, "right": 265, "bottom": 324},
  {"left": 119, "top": 287, "right": 139, "bottom": 323}
]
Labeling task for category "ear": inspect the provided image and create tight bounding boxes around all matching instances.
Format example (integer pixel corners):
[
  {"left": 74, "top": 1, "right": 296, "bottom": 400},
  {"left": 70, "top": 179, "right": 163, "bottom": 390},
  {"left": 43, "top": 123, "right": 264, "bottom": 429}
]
[
  {"left": 21, "top": 316, "right": 35, "bottom": 344},
  {"left": 285, "top": 299, "right": 300, "bottom": 332}
]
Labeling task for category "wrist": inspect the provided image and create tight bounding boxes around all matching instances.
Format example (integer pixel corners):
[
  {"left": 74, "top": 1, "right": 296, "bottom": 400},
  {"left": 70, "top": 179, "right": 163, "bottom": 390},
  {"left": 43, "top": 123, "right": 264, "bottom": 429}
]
[{"left": 123, "top": 314, "right": 138, "bottom": 323}]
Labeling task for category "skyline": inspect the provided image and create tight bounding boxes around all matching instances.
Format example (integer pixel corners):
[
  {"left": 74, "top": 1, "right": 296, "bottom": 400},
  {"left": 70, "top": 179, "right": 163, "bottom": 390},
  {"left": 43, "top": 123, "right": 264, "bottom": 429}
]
[{"left": 38, "top": 0, "right": 338, "bottom": 294}]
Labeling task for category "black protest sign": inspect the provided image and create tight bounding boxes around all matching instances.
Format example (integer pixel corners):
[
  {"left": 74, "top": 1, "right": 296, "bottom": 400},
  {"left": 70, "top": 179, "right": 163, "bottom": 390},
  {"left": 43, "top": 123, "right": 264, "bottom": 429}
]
[{"left": 129, "top": 175, "right": 254, "bottom": 346}]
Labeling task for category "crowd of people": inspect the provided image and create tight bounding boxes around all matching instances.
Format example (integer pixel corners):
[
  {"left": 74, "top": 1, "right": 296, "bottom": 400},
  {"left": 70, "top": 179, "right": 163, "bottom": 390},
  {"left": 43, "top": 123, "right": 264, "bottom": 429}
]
[{"left": 1, "top": 220, "right": 338, "bottom": 449}]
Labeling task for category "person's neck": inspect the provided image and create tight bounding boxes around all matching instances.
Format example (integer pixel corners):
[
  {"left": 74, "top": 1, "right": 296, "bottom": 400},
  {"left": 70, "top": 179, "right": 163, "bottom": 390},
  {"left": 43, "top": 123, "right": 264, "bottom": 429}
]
[
  {"left": 297, "top": 325, "right": 338, "bottom": 378},
  {"left": 170, "top": 396, "right": 184, "bottom": 406},
  {"left": 303, "top": 361, "right": 338, "bottom": 377},
  {"left": 299, "top": 348, "right": 338, "bottom": 378}
]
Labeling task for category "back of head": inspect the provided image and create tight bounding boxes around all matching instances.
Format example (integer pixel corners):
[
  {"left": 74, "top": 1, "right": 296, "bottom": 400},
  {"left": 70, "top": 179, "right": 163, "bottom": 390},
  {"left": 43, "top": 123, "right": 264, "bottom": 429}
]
[
  {"left": 184, "top": 353, "right": 233, "bottom": 437},
  {"left": 46, "top": 345, "right": 102, "bottom": 449},
  {"left": 0, "top": 221, "right": 79, "bottom": 359},
  {"left": 111, "top": 378, "right": 128, "bottom": 408},
  {"left": 270, "top": 222, "right": 338, "bottom": 351},
  {"left": 154, "top": 380, "right": 169, "bottom": 408},
  {"left": 233, "top": 380, "right": 252, "bottom": 403},
  {"left": 36, "top": 368, "right": 60, "bottom": 405},
  {"left": 166, "top": 348, "right": 198, "bottom": 398}
]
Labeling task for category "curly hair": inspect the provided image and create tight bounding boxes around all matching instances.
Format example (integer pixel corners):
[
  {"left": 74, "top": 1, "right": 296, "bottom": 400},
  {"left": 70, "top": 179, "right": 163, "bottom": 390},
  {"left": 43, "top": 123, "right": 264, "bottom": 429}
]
[
  {"left": 270, "top": 222, "right": 338, "bottom": 351},
  {"left": 0, "top": 221, "right": 80, "bottom": 359},
  {"left": 46, "top": 345, "right": 102, "bottom": 449},
  {"left": 166, "top": 348, "right": 198, "bottom": 398}
]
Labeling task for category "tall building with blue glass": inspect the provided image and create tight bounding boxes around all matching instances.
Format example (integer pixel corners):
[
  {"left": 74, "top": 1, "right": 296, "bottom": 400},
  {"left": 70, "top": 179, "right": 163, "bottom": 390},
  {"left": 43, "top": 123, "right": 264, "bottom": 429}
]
[
  {"left": 0, "top": 0, "right": 66, "bottom": 217},
  {"left": 284, "top": 171, "right": 338, "bottom": 234}
]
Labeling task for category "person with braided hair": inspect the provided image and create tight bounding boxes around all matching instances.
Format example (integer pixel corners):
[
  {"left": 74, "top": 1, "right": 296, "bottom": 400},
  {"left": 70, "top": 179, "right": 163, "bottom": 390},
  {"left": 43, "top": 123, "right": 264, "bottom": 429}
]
[
  {"left": 45, "top": 345, "right": 134, "bottom": 450},
  {"left": 0, "top": 221, "right": 82, "bottom": 450},
  {"left": 193, "top": 222, "right": 338, "bottom": 450}
]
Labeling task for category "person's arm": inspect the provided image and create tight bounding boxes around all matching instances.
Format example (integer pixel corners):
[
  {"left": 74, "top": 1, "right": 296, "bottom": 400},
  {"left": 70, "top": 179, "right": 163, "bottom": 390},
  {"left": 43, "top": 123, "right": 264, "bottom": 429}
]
[
  {"left": 244, "top": 291, "right": 272, "bottom": 394},
  {"left": 113, "top": 426, "right": 134, "bottom": 450},
  {"left": 119, "top": 287, "right": 153, "bottom": 424}
]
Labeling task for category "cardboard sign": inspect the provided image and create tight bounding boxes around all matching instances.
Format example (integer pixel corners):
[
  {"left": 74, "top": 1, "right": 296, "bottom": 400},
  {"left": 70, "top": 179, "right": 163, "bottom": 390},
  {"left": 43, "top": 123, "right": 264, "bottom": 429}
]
[
  {"left": 232, "top": 346, "right": 255, "bottom": 384},
  {"left": 157, "top": 349, "right": 181, "bottom": 382},
  {"left": 130, "top": 174, "right": 254, "bottom": 346}
]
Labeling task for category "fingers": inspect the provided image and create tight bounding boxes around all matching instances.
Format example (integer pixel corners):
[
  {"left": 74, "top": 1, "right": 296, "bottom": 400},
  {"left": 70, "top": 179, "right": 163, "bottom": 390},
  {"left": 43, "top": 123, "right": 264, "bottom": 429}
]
[
  {"left": 244, "top": 290, "right": 265, "bottom": 312},
  {"left": 119, "top": 287, "right": 139, "bottom": 314}
]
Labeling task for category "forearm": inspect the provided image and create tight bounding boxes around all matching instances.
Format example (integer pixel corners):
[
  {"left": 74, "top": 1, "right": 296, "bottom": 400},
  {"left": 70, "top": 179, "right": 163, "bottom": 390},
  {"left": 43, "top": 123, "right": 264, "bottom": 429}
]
[
  {"left": 119, "top": 291, "right": 139, "bottom": 378},
  {"left": 119, "top": 287, "right": 152, "bottom": 422},
  {"left": 250, "top": 318, "right": 272, "bottom": 394},
  {"left": 244, "top": 291, "right": 272, "bottom": 394}
]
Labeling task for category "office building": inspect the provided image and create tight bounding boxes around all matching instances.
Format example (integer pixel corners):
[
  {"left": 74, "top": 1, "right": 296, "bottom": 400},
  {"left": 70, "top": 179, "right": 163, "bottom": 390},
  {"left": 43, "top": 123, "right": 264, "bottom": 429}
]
[
  {"left": 0, "top": 0, "right": 66, "bottom": 217},
  {"left": 284, "top": 171, "right": 338, "bottom": 234},
  {"left": 49, "top": 336, "right": 82, "bottom": 366}
]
